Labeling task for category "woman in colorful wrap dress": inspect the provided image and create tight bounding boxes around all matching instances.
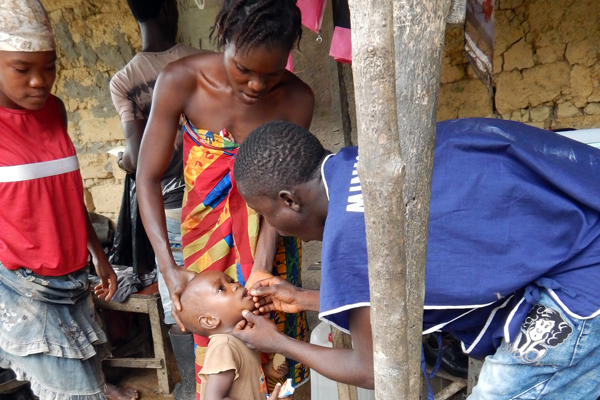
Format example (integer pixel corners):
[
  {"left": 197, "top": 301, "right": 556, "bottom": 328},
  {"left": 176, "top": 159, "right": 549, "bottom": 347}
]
[{"left": 136, "top": 0, "right": 314, "bottom": 397}]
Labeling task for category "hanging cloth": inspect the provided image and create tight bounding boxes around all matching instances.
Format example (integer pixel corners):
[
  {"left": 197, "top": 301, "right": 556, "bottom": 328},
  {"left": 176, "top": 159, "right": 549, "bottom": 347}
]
[
  {"left": 296, "top": 0, "right": 328, "bottom": 32},
  {"left": 465, "top": 0, "right": 495, "bottom": 89},
  {"left": 329, "top": 0, "right": 351, "bottom": 64}
]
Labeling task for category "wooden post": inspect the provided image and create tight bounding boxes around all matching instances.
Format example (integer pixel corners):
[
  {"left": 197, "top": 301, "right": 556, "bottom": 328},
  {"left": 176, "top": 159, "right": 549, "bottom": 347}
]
[
  {"left": 349, "top": 0, "right": 452, "bottom": 398},
  {"left": 347, "top": 0, "right": 409, "bottom": 398},
  {"left": 392, "top": 0, "right": 451, "bottom": 396}
]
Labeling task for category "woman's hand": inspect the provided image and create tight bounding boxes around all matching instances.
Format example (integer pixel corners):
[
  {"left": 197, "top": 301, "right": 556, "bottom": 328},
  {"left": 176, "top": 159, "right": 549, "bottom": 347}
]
[
  {"left": 244, "top": 269, "right": 273, "bottom": 290},
  {"left": 162, "top": 263, "right": 197, "bottom": 331},
  {"left": 93, "top": 255, "right": 118, "bottom": 302},
  {"left": 262, "top": 359, "right": 288, "bottom": 380},
  {"left": 232, "top": 311, "right": 287, "bottom": 354}
]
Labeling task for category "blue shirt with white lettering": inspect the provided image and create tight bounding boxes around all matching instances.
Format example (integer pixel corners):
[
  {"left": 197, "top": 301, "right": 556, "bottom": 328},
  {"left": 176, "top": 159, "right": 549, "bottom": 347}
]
[{"left": 318, "top": 118, "right": 600, "bottom": 357}]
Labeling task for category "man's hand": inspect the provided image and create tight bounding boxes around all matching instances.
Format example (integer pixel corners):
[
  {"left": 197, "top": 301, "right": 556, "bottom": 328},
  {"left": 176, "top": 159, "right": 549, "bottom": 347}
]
[
  {"left": 244, "top": 269, "right": 273, "bottom": 290},
  {"left": 249, "top": 276, "right": 303, "bottom": 314},
  {"left": 271, "top": 382, "right": 294, "bottom": 400},
  {"left": 116, "top": 151, "right": 126, "bottom": 171},
  {"left": 162, "top": 264, "right": 197, "bottom": 331},
  {"left": 93, "top": 255, "right": 118, "bottom": 302},
  {"left": 232, "top": 311, "right": 286, "bottom": 354}
]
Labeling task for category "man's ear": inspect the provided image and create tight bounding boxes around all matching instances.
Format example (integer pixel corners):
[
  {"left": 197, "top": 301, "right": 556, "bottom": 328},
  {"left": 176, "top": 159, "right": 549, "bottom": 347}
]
[
  {"left": 199, "top": 315, "right": 220, "bottom": 331},
  {"left": 278, "top": 190, "right": 301, "bottom": 212}
]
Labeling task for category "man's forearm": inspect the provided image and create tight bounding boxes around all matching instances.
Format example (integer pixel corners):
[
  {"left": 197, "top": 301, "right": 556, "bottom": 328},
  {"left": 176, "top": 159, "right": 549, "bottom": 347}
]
[
  {"left": 297, "top": 288, "right": 320, "bottom": 312},
  {"left": 275, "top": 335, "right": 374, "bottom": 389}
]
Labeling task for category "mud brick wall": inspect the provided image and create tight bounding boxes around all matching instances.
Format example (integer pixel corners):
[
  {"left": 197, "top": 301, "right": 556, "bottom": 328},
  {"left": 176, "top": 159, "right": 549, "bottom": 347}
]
[
  {"left": 42, "top": 0, "right": 139, "bottom": 221},
  {"left": 437, "top": 0, "right": 600, "bottom": 130},
  {"left": 42, "top": 0, "right": 600, "bottom": 220},
  {"left": 43, "top": 0, "right": 347, "bottom": 228}
]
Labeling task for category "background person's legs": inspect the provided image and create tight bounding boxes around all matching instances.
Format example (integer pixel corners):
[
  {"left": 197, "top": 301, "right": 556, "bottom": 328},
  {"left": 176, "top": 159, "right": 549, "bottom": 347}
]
[{"left": 158, "top": 210, "right": 196, "bottom": 400}]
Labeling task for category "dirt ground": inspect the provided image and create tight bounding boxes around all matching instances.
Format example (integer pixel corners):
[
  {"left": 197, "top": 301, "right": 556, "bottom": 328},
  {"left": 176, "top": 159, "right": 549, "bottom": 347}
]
[{"left": 105, "top": 367, "right": 312, "bottom": 400}]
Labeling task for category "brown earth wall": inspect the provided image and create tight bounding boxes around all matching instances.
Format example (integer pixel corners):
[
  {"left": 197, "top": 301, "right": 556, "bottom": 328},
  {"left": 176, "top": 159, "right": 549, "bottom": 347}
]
[
  {"left": 42, "top": 0, "right": 140, "bottom": 220},
  {"left": 438, "top": 0, "right": 600, "bottom": 130},
  {"left": 41, "top": 0, "right": 600, "bottom": 221}
]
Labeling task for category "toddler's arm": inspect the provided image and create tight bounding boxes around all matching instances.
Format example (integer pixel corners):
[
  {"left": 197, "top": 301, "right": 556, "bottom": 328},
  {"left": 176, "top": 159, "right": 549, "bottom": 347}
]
[{"left": 204, "top": 369, "right": 236, "bottom": 400}]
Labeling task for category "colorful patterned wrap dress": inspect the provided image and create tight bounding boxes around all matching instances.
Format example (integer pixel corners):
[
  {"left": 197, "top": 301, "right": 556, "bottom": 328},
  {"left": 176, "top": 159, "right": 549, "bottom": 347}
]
[{"left": 181, "top": 117, "right": 309, "bottom": 398}]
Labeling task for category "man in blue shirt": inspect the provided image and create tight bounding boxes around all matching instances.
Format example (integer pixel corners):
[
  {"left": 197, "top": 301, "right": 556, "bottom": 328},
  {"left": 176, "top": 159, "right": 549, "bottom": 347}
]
[{"left": 230, "top": 119, "right": 600, "bottom": 398}]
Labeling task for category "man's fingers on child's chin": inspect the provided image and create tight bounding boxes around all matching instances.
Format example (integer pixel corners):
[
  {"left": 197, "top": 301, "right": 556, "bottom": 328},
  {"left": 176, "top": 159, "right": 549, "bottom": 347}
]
[
  {"left": 234, "top": 319, "right": 247, "bottom": 330},
  {"left": 259, "top": 306, "right": 272, "bottom": 314}
]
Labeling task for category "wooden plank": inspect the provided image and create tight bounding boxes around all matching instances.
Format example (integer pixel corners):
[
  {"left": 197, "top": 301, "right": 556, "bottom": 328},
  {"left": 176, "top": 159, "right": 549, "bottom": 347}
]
[
  {"left": 467, "top": 358, "right": 484, "bottom": 394},
  {"left": 447, "top": 0, "right": 467, "bottom": 25},
  {"left": 434, "top": 380, "right": 467, "bottom": 400},
  {"left": 104, "top": 357, "right": 163, "bottom": 369},
  {"left": 148, "top": 296, "right": 172, "bottom": 394},
  {"left": 0, "top": 379, "right": 28, "bottom": 394},
  {"left": 425, "top": 366, "right": 464, "bottom": 383},
  {"left": 94, "top": 295, "right": 151, "bottom": 314},
  {"left": 331, "top": 328, "right": 359, "bottom": 400}
]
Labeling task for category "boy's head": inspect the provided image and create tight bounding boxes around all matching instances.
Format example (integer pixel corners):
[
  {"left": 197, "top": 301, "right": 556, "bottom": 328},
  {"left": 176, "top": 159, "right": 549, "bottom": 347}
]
[
  {"left": 233, "top": 121, "right": 331, "bottom": 242},
  {"left": 0, "top": 0, "right": 56, "bottom": 111},
  {"left": 179, "top": 271, "right": 256, "bottom": 337}
]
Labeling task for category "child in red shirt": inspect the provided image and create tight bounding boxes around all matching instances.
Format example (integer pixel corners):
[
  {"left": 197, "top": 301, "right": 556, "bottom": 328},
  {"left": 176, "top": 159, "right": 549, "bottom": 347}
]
[{"left": 0, "top": 1, "right": 120, "bottom": 399}]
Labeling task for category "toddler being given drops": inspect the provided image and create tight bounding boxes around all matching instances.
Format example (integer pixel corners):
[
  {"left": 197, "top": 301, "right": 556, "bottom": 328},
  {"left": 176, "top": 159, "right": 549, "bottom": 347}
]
[{"left": 178, "top": 271, "right": 293, "bottom": 400}]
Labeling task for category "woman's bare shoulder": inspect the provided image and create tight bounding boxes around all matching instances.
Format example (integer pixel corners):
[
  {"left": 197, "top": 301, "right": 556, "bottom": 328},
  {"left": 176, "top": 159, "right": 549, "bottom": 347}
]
[
  {"left": 281, "top": 71, "right": 313, "bottom": 97},
  {"left": 160, "top": 51, "right": 223, "bottom": 87},
  {"left": 279, "top": 72, "right": 315, "bottom": 127}
]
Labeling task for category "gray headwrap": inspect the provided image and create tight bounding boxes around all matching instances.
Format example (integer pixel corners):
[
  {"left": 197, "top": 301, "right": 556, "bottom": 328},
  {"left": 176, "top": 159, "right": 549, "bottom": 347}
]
[{"left": 0, "top": 0, "right": 55, "bottom": 52}]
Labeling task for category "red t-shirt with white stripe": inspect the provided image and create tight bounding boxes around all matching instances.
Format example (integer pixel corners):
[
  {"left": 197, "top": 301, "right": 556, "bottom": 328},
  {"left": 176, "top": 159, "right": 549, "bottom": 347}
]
[{"left": 0, "top": 96, "right": 88, "bottom": 276}]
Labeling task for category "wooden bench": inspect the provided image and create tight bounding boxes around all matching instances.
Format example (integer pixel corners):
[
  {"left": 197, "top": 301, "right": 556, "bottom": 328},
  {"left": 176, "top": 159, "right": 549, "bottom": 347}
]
[{"left": 94, "top": 282, "right": 172, "bottom": 394}]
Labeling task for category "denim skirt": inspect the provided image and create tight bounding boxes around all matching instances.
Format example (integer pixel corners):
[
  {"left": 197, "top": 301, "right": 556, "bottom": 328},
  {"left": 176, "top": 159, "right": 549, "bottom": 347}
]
[{"left": 0, "top": 263, "right": 108, "bottom": 399}]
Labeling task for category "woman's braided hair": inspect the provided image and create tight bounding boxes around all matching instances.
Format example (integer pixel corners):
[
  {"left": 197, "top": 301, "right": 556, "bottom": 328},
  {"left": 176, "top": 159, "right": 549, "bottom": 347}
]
[{"left": 210, "top": 0, "right": 302, "bottom": 52}]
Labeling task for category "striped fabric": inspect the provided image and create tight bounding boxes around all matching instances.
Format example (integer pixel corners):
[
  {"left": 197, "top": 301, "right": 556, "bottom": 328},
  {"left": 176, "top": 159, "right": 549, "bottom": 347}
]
[
  {"left": 181, "top": 118, "right": 258, "bottom": 280},
  {"left": 181, "top": 118, "right": 309, "bottom": 398}
]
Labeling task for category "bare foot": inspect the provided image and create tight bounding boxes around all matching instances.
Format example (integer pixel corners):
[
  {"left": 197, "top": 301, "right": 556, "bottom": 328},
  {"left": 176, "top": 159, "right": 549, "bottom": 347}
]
[{"left": 105, "top": 383, "right": 139, "bottom": 400}]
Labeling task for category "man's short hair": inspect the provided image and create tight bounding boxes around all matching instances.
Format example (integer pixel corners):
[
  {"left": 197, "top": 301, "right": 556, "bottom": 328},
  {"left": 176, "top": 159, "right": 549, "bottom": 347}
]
[
  {"left": 234, "top": 121, "right": 330, "bottom": 198},
  {"left": 126, "top": 0, "right": 166, "bottom": 22}
]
